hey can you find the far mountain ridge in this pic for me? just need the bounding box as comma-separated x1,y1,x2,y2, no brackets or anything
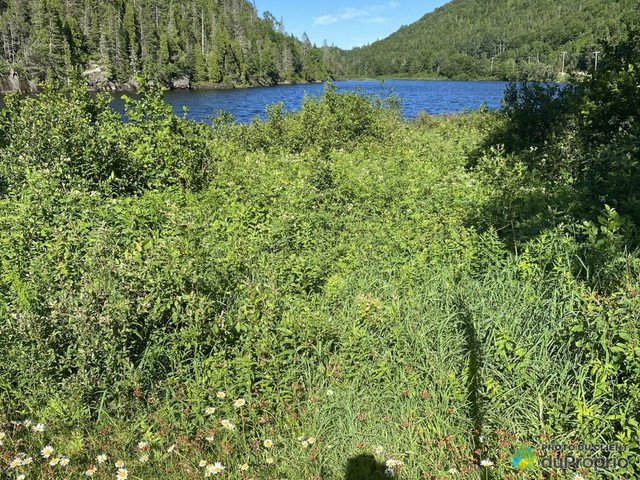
335,0,639,80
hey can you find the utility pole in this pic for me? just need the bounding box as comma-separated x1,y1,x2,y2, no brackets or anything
561,51,567,74
594,51,600,69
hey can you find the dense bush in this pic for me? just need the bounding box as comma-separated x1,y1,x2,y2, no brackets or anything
0,74,638,480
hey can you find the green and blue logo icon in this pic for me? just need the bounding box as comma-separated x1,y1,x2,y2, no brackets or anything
512,446,537,470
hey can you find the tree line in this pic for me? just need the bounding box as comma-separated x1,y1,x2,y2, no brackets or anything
0,0,335,87
336,0,639,81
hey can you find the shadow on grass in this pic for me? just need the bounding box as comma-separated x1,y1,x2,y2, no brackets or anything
345,454,387,480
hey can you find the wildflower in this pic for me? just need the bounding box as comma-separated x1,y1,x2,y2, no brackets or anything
266,457,274,464
302,441,309,448
97,454,107,463
479,435,485,443
41,446,54,458
297,436,304,441
9,458,22,468
326,389,334,396
167,444,176,453
212,462,225,474
139,454,149,463
32,423,45,433
217,391,226,399
449,467,458,474
85,468,96,476
115,460,125,469
18,475,26,480
23,420,32,428
199,460,207,468
375,446,384,455
221,419,235,430
205,406,216,415
234,398,246,408
60,457,70,466
264,439,274,448
0,431,6,441
480,459,494,467
137,441,148,450
240,463,249,471
49,457,60,466
23,457,33,465
206,464,214,474
574,476,585,480
205,435,215,443
308,437,316,445
385,467,395,477
116,468,129,479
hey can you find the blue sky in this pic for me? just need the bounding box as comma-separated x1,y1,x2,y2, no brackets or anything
254,0,450,50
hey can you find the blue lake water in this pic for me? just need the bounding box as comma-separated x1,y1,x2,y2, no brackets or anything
108,80,509,123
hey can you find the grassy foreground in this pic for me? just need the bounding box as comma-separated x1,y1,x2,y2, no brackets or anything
0,65,638,480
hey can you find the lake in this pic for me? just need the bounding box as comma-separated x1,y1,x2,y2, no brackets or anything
108,80,509,123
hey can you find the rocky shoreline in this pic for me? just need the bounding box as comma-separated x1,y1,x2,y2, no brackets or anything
0,61,326,94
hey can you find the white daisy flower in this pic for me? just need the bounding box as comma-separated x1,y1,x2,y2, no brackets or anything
116,468,129,479
137,441,148,450
97,454,107,463
205,406,216,415
217,392,226,399
41,445,54,458
234,398,246,407
60,457,70,466
32,423,45,433
480,459,494,467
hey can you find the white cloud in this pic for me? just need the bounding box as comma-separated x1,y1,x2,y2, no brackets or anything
314,3,398,27
371,1,400,11
364,16,388,23
314,15,338,25
340,8,368,20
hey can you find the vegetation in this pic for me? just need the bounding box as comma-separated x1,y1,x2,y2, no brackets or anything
337,0,639,81
0,0,334,88
0,28,639,480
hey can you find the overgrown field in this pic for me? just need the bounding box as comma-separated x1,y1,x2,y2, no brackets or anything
0,33,638,480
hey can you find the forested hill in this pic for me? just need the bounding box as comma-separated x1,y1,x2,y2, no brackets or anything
0,0,334,91
338,0,639,81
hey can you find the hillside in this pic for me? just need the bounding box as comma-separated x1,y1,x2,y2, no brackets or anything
0,0,332,92
339,0,639,80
